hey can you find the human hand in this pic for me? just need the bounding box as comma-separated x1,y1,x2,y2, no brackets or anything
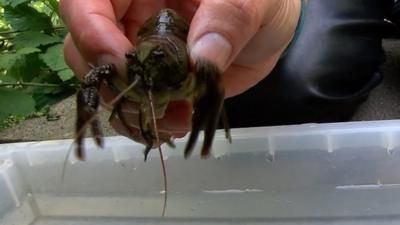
60,0,301,144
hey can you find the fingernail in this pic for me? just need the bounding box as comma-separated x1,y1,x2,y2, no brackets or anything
190,33,232,70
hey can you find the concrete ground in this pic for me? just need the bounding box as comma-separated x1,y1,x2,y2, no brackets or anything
1,40,400,142
352,40,400,120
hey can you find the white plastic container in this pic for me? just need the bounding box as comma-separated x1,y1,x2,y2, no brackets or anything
1,120,400,225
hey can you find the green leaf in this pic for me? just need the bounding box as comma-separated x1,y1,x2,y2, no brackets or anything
7,53,44,81
33,88,75,110
57,69,74,81
0,0,7,6
0,47,40,70
4,5,53,31
44,0,59,17
0,88,35,121
0,53,19,70
17,47,41,55
0,0,29,7
40,43,69,71
13,31,62,49
10,0,29,7
0,75,17,83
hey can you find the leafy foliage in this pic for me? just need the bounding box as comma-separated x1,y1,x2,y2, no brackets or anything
13,31,60,49
40,43,74,81
4,5,53,31
0,88,35,121
0,0,78,130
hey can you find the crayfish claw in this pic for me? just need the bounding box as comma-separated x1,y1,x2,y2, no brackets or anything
183,100,204,158
76,87,101,160
74,64,114,160
90,119,104,149
184,59,225,158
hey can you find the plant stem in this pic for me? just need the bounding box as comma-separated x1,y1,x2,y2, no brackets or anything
0,30,23,36
0,27,66,36
0,82,78,88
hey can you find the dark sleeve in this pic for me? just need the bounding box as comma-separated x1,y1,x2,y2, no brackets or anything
225,0,394,128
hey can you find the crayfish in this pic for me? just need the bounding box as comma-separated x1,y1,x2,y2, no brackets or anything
73,8,231,216
75,8,231,161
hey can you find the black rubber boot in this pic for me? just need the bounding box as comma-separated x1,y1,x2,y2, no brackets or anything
389,0,400,25
225,0,394,128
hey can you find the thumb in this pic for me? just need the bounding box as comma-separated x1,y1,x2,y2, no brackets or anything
188,0,276,70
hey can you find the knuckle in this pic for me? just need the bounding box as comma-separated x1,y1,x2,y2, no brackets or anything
63,34,73,63
222,0,262,28
74,26,105,61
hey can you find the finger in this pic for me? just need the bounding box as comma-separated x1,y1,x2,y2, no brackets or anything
234,0,302,66
222,55,281,97
121,1,199,44
64,37,138,116
122,0,165,43
165,0,199,21
60,0,132,73
188,0,299,70
188,0,269,70
63,34,90,80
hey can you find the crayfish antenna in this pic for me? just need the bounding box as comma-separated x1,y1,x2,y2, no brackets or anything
147,89,168,217
60,143,74,184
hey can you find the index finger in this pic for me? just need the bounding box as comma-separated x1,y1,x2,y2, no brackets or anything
59,0,133,69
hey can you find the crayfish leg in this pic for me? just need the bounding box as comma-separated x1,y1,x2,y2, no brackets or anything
109,99,155,160
109,98,133,137
75,64,114,160
138,108,155,161
184,59,226,158
76,87,101,160
221,107,232,143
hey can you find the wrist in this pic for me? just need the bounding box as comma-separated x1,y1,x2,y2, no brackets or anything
281,0,305,56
